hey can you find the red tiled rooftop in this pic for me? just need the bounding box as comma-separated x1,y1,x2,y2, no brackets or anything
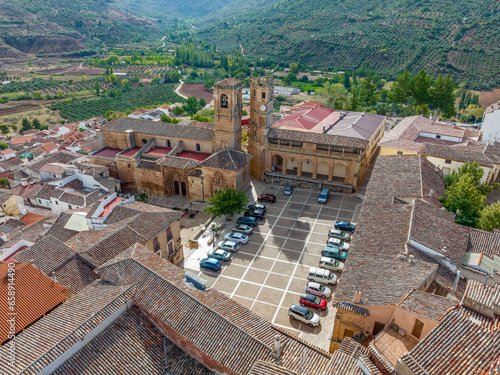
20,212,45,226
146,147,172,156
93,148,122,158
98,197,124,218
175,151,211,162
120,147,141,157
274,106,338,132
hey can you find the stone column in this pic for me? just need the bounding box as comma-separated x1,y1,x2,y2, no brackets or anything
297,157,303,178
328,162,334,182
312,159,318,179
282,156,287,175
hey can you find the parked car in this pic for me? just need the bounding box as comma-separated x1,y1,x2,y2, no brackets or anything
207,249,232,262
334,221,356,232
200,257,221,271
284,185,294,196
224,232,249,244
244,208,265,220
319,256,344,273
299,294,328,311
237,216,259,227
248,204,267,213
258,194,276,203
326,237,350,251
328,228,351,241
305,282,332,299
231,224,253,235
288,304,321,327
322,246,348,261
217,240,240,252
308,267,337,286
318,188,330,204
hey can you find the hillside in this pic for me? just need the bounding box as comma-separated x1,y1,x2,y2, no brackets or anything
0,0,159,60
196,0,500,90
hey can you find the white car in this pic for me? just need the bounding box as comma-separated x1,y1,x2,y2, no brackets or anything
217,240,240,252
305,282,332,299
319,256,344,273
328,228,351,241
224,232,249,244
288,304,320,327
326,237,350,251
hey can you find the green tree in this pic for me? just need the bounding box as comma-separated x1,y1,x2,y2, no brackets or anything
11,125,18,134
0,124,9,136
0,142,8,150
388,70,411,109
199,98,207,108
160,114,172,123
57,90,64,98
359,75,376,106
32,118,41,129
289,62,299,74
463,104,484,123
458,91,466,110
183,96,200,115
430,74,456,118
121,79,130,88
346,88,359,111
34,91,42,100
343,71,351,90
0,177,9,188
203,187,249,221
204,79,215,89
169,71,181,83
172,106,184,116
477,202,500,231
138,193,148,203
283,76,292,86
411,69,433,105
317,82,347,109
21,118,32,132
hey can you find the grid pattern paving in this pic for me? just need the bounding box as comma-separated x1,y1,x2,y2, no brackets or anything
189,186,362,348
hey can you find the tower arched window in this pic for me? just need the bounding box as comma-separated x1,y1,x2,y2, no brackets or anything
196,143,201,152
221,94,228,108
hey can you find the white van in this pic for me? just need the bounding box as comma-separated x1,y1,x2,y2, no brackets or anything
308,267,337,285
319,257,344,273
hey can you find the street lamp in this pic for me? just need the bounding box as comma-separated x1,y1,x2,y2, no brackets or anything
190,202,193,217
200,174,205,203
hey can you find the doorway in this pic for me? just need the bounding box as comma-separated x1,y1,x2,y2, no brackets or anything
181,182,187,196
412,319,425,339
174,181,180,195
373,321,385,336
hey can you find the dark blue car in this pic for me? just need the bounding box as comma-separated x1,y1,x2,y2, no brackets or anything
334,221,356,232
200,257,221,271
237,216,259,226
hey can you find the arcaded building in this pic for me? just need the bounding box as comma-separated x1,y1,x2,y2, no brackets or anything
90,78,251,201
248,76,386,192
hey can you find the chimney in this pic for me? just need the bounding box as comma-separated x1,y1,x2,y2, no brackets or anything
452,271,461,292
21,178,28,187
272,335,283,359
323,125,326,132
483,273,490,286
353,288,362,304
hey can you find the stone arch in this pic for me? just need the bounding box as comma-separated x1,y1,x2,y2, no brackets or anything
302,159,314,177
287,157,299,176
272,154,283,173
317,161,330,180
333,164,346,182
164,171,188,196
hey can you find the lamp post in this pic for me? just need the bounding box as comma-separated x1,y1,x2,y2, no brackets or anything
190,202,193,217
200,174,205,203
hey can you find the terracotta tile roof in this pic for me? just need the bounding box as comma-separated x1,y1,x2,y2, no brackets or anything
0,148,15,155
58,188,107,207
323,338,381,375
421,143,494,166
11,182,44,198
0,280,135,375
103,117,215,141
267,127,369,148
10,135,35,145
26,150,83,173
0,190,12,205
201,148,251,171
463,279,500,313
248,361,298,375
45,212,79,242
410,199,469,265
96,244,334,375
53,305,215,375
364,155,445,207
137,159,162,171
467,228,500,258
398,308,500,375
214,77,241,87
20,212,46,226
0,263,70,344
79,140,101,153
456,305,500,332
334,203,438,306
39,162,66,174
34,183,56,200
0,156,23,171
34,142,59,154
158,155,198,169
397,290,457,320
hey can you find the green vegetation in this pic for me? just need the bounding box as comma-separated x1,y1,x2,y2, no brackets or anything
440,162,498,228
203,187,249,221
50,84,185,121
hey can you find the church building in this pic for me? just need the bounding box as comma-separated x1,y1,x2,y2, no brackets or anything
90,78,251,201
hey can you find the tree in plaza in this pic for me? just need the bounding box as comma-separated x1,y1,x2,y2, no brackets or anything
388,70,411,109
203,187,249,222
477,202,500,231
411,69,433,106
441,161,497,227
289,62,299,74
0,124,9,136
317,82,347,109
430,74,456,118
21,118,32,132
32,118,41,129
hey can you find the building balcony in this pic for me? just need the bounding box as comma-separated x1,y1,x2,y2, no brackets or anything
369,326,419,370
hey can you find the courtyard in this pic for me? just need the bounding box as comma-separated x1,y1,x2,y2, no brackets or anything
184,185,362,349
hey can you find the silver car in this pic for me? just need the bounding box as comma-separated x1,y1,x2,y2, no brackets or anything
231,224,253,235
217,240,240,252
328,228,351,241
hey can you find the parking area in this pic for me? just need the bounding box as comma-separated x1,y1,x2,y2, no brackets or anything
184,185,362,349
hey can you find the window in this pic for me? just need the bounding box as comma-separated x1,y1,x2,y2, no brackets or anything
343,329,354,339
142,138,147,144
46,202,50,206
445,159,452,164
268,138,279,145
221,94,228,108
261,92,266,99
436,135,441,139
153,236,160,252
397,151,403,155
69,205,73,209
291,141,302,148
165,227,173,242
317,144,330,151
196,144,201,152
128,164,131,168
280,140,290,146
55,201,59,205
253,89,256,96
38,199,42,204
167,140,171,148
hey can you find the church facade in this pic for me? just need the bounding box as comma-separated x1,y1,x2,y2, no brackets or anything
90,78,251,202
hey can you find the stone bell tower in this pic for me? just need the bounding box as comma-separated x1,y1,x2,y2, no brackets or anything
213,78,242,151
248,75,274,180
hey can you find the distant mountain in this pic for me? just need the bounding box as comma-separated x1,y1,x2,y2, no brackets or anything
0,0,159,60
195,0,500,90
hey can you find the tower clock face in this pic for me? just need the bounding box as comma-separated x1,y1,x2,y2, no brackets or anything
260,105,266,111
